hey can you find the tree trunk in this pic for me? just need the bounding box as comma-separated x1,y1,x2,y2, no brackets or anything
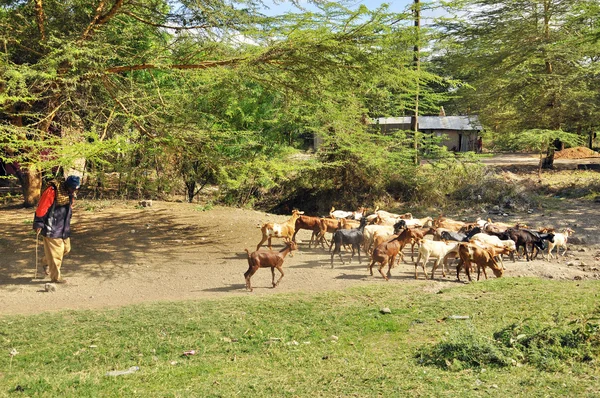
542,146,555,170
412,0,420,166
21,167,43,207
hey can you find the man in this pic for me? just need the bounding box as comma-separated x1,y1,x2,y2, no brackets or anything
33,175,81,283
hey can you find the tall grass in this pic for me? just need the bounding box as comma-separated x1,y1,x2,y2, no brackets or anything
1,279,599,397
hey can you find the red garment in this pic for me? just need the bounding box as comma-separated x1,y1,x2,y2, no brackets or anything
35,187,56,218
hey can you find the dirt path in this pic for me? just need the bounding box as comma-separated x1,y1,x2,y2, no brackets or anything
1,200,599,316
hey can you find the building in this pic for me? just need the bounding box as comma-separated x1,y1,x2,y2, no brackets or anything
374,115,483,152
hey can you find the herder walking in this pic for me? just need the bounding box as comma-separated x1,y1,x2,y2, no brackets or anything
33,175,81,284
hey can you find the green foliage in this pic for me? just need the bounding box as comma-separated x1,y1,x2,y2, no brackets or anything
494,315,600,371
515,129,584,154
434,0,600,144
416,324,513,370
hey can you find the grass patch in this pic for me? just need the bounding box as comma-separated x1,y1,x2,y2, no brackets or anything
1,279,599,396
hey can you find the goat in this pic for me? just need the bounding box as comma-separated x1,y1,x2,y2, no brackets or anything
369,210,413,226
440,226,482,243
363,224,395,254
317,217,342,250
547,228,575,260
469,233,516,268
244,241,298,292
505,228,547,261
368,228,418,280
433,215,466,232
456,243,503,282
400,226,436,263
292,215,322,249
403,216,434,228
484,220,528,234
330,217,368,267
527,230,555,259
329,206,367,220
414,240,461,280
257,209,304,251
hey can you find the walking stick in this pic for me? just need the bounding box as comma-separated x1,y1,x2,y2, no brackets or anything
34,230,40,279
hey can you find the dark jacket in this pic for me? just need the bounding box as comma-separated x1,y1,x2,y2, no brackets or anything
33,182,74,239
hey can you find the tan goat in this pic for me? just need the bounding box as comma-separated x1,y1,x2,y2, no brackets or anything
256,209,304,251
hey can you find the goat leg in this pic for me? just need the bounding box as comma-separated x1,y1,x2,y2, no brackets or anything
274,266,284,287
368,259,375,276
256,237,268,251
430,259,439,280
244,267,258,292
378,262,389,281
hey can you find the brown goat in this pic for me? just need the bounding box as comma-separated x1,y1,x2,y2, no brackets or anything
457,243,503,282
292,215,323,248
317,217,342,250
257,209,304,251
244,240,298,292
401,226,436,262
368,228,418,280
433,215,465,232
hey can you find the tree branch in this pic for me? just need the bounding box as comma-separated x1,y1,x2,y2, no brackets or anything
80,0,124,42
101,77,153,138
80,0,107,42
105,58,246,73
34,0,46,41
122,11,211,30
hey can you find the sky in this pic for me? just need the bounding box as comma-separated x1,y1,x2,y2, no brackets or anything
261,0,443,20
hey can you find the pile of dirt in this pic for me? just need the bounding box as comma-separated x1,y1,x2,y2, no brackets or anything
555,146,600,159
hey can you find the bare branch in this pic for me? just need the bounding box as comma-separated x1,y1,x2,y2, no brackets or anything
122,11,211,30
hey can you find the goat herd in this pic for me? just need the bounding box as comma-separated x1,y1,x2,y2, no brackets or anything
243,207,575,292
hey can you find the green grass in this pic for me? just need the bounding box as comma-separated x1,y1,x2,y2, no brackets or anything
1,279,599,397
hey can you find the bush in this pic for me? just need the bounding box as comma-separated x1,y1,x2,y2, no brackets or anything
415,324,512,370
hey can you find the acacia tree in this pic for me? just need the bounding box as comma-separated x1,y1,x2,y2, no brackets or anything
432,0,600,167
1,0,428,206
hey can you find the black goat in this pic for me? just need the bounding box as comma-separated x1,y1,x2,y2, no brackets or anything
393,219,407,234
506,228,548,261
528,230,555,259
440,226,483,242
330,217,367,268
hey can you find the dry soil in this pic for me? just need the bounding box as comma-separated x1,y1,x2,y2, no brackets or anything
1,195,599,316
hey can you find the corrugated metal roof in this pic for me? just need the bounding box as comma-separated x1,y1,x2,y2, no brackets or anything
374,115,482,131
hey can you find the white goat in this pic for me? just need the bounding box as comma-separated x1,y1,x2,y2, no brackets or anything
363,224,395,253
547,228,575,260
469,233,516,269
414,240,460,280
403,216,434,228
329,206,366,220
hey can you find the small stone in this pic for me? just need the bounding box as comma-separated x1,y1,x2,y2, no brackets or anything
45,283,56,293
380,307,392,314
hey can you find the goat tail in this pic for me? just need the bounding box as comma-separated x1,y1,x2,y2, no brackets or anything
244,248,251,257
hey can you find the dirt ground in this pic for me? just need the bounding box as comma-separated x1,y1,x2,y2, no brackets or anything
1,193,599,316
